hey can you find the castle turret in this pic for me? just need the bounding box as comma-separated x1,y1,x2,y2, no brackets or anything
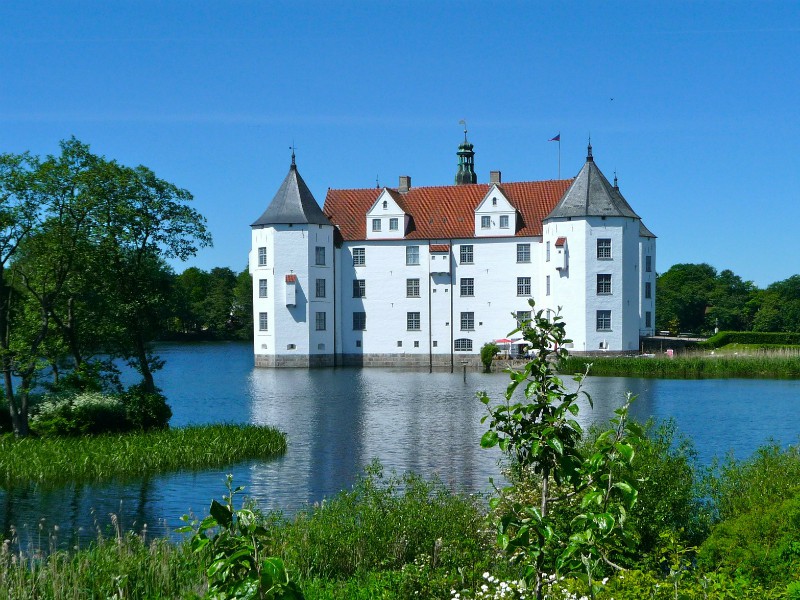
454,126,477,185
250,153,335,367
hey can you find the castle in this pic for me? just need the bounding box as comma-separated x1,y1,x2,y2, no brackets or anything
250,139,656,368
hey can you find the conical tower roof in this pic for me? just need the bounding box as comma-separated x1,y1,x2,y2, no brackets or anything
544,144,640,221
251,158,330,227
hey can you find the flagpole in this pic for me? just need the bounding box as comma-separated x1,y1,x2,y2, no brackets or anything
558,134,561,179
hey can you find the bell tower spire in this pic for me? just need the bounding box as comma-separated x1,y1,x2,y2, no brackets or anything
455,120,477,185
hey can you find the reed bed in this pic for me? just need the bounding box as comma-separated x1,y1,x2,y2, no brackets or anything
0,424,287,487
561,354,800,379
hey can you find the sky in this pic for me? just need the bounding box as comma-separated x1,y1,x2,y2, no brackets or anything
1,1,798,288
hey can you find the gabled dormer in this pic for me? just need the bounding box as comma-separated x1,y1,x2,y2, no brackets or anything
474,184,517,237
365,188,408,240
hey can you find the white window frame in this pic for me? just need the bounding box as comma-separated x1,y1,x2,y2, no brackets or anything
546,275,550,296
407,311,421,331
546,241,550,262
480,215,491,229
353,312,366,330
516,311,531,327
597,310,612,331
315,311,326,331
406,246,420,265
460,277,474,297
645,281,652,299
372,218,381,232
499,214,509,229
353,247,365,266
516,243,530,263
257,246,267,266
406,278,420,298
597,238,612,259
389,217,399,231
597,274,612,295
517,276,531,296
460,311,475,331
258,279,268,298
460,245,473,264
454,338,473,352
353,279,365,298
258,312,268,331
316,278,326,298
315,246,326,266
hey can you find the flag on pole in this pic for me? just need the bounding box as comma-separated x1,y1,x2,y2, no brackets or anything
549,133,560,142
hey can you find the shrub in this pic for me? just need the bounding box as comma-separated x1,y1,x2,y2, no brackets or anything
122,384,172,430
30,392,128,436
480,342,500,372
702,330,800,349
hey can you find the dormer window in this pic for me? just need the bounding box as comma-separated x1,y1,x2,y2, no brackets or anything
499,215,509,229
372,218,381,232
382,200,388,209
389,217,399,231
481,216,491,229
492,197,497,206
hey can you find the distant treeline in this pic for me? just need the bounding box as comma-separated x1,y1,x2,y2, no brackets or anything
657,263,800,335
162,266,252,341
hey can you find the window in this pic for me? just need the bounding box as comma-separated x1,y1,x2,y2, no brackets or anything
353,279,365,298
432,340,438,347
645,281,652,299
315,278,326,298
406,246,420,265
257,247,267,266
406,278,420,298
516,310,531,327
597,238,612,259
645,311,652,328
597,274,612,295
353,247,365,266
460,311,474,331
315,311,326,331
546,275,551,296
389,217,399,231
492,197,497,206
414,340,419,348
372,218,381,232
517,277,531,296
460,277,474,297
597,310,612,331
481,215,491,229
454,338,473,352
397,340,403,347
353,312,366,330
407,312,420,331
259,312,268,331
460,245,474,264
546,241,550,262
516,243,531,263
382,200,387,209
646,255,652,273
500,215,509,229
315,246,326,265
258,279,268,298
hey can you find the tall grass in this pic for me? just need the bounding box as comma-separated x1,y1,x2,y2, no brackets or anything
561,354,800,379
0,424,286,487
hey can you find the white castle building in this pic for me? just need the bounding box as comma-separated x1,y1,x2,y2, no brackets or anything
250,140,656,368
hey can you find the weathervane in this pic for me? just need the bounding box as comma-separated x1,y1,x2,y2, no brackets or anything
458,119,468,142
289,142,297,166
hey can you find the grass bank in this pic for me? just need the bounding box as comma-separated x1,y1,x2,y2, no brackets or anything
560,353,800,379
0,424,286,487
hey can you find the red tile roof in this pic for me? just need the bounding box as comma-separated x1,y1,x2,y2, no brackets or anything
429,244,450,253
324,179,573,241
285,274,298,283
555,236,567,247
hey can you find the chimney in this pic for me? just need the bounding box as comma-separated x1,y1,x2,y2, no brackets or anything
489,170,502,184
398,175,411,193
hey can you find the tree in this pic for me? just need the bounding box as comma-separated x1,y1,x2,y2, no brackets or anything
479,302,640,599
751,275,800,332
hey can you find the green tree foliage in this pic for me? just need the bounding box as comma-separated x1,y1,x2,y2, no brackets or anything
0,138,210,434
656,263,757,335
480,342,500,372
751,275,800,332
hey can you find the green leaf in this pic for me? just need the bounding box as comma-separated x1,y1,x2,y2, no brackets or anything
209,499,233,529
546,437,564,455
615,441,635,463
480,430,499,448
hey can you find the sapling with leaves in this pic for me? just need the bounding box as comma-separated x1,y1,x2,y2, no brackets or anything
479,301,642,600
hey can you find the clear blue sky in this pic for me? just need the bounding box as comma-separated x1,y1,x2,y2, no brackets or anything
2,1,798,288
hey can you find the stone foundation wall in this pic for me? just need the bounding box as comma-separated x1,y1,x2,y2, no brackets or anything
254,354,335,368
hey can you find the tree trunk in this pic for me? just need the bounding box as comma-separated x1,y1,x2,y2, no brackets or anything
134,331,156,394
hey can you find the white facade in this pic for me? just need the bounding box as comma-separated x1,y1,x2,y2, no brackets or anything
252,146,656,367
